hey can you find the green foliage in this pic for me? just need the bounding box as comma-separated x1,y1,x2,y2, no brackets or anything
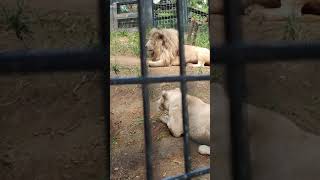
0,0,33,46
188,0,208,13
112,63,121,75
193,26,209,48
283,14,303,41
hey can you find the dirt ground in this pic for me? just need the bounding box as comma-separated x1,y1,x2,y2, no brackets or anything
0,72,107,180
1,2,320,180
110,56,210,179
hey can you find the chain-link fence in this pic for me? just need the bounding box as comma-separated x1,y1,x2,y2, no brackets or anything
110,0,208,32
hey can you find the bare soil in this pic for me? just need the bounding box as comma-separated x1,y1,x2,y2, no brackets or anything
110,56,211,179
0,72,107,180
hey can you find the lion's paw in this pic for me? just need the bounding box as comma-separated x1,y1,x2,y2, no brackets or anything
198,145,210,155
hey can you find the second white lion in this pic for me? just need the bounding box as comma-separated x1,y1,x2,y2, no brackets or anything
155,88,210,155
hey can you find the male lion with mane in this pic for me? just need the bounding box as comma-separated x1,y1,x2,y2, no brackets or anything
145,28,211,67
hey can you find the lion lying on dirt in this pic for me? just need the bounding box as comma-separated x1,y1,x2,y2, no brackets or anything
212,82,320,180
155,88,210,155
145,28,210,67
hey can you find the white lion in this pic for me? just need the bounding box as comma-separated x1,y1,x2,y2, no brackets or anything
145,28,211,67
155,88,210,155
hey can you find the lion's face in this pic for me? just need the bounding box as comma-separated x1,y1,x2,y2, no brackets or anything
156,89,180,124
156,88,181,113
146,29,165,61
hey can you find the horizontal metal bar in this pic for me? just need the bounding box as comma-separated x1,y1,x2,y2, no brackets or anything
163,167,210,180
0,48,105,72
116,0,137,6
1,42,319,73
110,75,210,85
214,43,320,64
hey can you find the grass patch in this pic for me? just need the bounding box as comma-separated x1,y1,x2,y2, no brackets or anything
112,137,118,145
283,14,304,41
111,63,121,75
0,0,33,47
111,30,140,56
196,66,205,74
193,26,209,48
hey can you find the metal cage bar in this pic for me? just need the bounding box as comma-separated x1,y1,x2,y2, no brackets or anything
98,0,111,178
215,43,320,64
223,0,252,180
0,49,104,73
110,75,211,85
2,43,320,72
176,0,192,174
137,0,154,179
163,167,210,180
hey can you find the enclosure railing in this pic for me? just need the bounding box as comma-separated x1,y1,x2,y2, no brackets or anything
1,0,320,179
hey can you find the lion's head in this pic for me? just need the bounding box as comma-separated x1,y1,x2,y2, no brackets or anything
155,88,184,137
145,28,180,64
156,88,181,121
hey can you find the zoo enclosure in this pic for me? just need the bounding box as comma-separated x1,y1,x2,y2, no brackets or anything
1,0,320,180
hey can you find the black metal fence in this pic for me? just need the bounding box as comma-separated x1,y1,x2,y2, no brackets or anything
1,0,320,179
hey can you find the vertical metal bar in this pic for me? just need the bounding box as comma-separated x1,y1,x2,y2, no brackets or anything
138,0,153,179
224,0,242,43
223,0,251,180
181,0,188,31
143,0,154,30
98,0,110,179
208,1,216,178
226,65,250,180
176,0,191,174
